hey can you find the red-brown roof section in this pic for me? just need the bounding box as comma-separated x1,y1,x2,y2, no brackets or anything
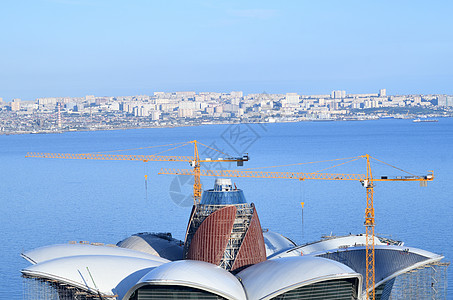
187,205,236,265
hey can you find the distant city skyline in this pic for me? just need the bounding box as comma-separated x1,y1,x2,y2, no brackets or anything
2,89,451,135
1,1,453,101
3,87,452,104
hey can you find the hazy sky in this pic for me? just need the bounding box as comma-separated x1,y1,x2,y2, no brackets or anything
1,0,452,101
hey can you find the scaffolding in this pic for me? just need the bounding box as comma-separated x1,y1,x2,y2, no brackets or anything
183,204,222,258
23,275,117,300
389,261,449,300
219,203,254,270
183,203,255,271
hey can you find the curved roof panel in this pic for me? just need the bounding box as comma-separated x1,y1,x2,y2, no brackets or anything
21,243,170,265
21,255,165,299
117,236,160,256
117,233,183,261
263,231,297,257
273,234,386,258
125,260,247,300
187,206,236,265
315,245,444,294
236,256,361,300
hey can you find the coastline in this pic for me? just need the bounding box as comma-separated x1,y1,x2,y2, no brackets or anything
1,116,450,136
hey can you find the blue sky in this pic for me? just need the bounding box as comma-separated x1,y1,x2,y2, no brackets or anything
1,0,452,101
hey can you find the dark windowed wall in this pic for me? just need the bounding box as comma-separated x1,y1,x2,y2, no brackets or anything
128,285,227,300
270,278,359,300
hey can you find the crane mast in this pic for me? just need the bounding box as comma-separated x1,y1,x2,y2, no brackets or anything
364,154,375,300
192,140,202,203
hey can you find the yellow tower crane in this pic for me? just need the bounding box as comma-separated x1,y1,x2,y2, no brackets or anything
158,154,434,300
26,140,249,204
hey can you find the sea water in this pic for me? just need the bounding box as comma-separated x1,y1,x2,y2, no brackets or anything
0,119,452,299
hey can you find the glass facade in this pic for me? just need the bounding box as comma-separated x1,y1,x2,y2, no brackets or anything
200,189,247,205
271,278,359,300
128,285,226,300
318,248,428,293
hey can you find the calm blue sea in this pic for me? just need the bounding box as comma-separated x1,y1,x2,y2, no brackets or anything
1,119,452,299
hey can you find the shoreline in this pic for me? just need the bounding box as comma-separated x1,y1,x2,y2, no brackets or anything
1,116,450,136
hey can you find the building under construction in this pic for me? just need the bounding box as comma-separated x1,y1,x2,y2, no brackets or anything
22,179,449,299
183,178,266,271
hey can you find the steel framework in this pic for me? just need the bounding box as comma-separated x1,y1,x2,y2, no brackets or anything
389,261,449,299
23,275,117,300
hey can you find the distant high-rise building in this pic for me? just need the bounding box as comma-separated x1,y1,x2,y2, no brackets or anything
214,106,223,114
230,91,243,98
446,96,453,106
331,90,346,99
150,110,161,121
11,98,21,111
437,95,447,106
206,106,215,115
175,91,196,98
85,95,95,103
438,95,453,107
74,104,84,112
178,108,194,118
285,93,299,105
57,103,62,128
379,89,386,97
95,98,108,106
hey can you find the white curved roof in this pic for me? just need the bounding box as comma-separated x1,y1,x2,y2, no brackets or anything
118,236,161,256
300,235,385,254
22,255,166,299
124,260,247,300
373,245,443,291
117,234,183,261
263,231,296,257
312,244,442,260
308,244,444,297
374,245,443,260
271,234,385,258
22,243,170,264
236,256,362,300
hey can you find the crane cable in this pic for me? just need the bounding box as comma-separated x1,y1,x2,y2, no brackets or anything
149,142,192,156
196,141,235,158
300,179,305,240
87,141,189,154
85,140,238,161
313,157,362,173
240,156,362,171
144,162,148,201
369,155,418,177
239,155,423,179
